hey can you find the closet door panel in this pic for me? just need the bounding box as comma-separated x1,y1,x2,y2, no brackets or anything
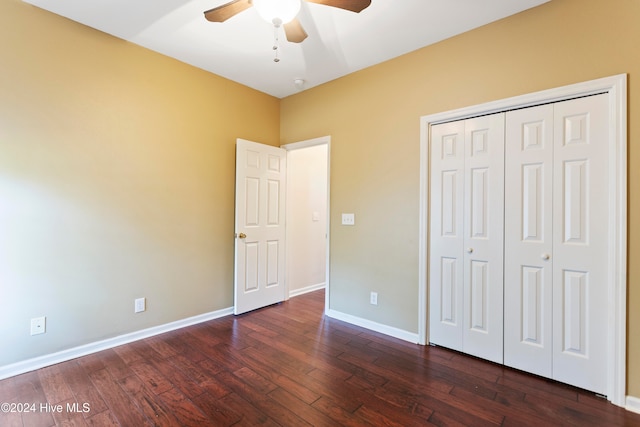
429,121,465,351
462,114,505,364
504,104,554,377
552,94,609,394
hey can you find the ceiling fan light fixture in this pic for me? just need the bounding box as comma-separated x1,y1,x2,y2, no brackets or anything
253,0,301,25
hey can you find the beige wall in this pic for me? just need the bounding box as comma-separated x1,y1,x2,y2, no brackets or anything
0,0,279,365
280,0,640,396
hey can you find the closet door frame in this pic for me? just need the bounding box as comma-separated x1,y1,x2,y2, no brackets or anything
418,74,627,407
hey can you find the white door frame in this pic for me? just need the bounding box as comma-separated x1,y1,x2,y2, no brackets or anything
281,136,331,312
418,74,627,406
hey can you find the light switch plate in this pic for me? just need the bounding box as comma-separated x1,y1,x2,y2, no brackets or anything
342,213,355,225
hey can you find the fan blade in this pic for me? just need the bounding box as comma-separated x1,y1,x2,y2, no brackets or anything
305,0,371,13
204,0,252,22
284,18,308,43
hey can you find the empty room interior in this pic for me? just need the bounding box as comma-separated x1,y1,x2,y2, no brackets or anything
2,0,640,424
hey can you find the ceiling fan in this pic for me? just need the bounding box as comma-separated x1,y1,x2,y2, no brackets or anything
203,0,372,43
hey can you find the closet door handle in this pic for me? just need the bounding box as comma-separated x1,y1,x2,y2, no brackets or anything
541,253,550,261
467,248,474,254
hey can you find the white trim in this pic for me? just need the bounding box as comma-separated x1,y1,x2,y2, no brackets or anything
418,74,627,406
0,306,233,381
281,136,330,151
282,136,332,315
418,118,430,346
289,282,326,298
326,309,420,344
626,396,640,415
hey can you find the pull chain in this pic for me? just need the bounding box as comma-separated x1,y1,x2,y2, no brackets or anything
272,18,282,63
273,24,280,62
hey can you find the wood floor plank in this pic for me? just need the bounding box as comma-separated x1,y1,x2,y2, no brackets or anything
232,367,278,395
0,376,16,402
144,333,182,359
84,410,120,426
233,344,323,404
50,397,89,427
0,408,22,427
128,360,174,395
13,371,56,427
191,391,243,426
215,370,313,427
249,329,355,381
2,290,640,426
355,403,432,427
156,387,212,426
97,349,134,381
218,392,279,426
379,378,505,426
310,396,368,426
268,387,343,426
151,355,208,400
74,353,106,374
88,369,152,426
119,374,181,426
59,360,109,416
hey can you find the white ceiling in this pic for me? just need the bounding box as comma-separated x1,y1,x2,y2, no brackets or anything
23,0,549,98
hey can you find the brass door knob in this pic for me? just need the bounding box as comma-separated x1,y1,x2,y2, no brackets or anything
237,232,247,239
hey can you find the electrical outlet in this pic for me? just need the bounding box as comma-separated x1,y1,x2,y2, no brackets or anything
134,297,146,313
342,213,355,226
370,292,378,306
30,316,46,335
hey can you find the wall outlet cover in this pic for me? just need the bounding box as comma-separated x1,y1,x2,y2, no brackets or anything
370,292,378,305
30,316,46,335
135,297,146,313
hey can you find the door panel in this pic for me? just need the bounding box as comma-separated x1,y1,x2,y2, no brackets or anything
235,139,287,315
552,94,608,394
562,269,588,355
521,266,544,344
462,114,504,364
470,168,488,238
504,104,554,377
470,260,488,331
522,163,543,241
429,121,465,351
563,160,587,243
429,114,504,364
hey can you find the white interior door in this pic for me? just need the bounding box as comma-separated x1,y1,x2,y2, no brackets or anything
503,94,609,394
504,104,554,377
429,114,504,363
462,114,505,364
429,120,465,351
552,94,609,394
234,139,287,315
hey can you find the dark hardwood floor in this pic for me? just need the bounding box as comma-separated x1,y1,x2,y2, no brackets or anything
1,290,639,426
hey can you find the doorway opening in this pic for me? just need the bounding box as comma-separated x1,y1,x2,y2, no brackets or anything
283,136,331,311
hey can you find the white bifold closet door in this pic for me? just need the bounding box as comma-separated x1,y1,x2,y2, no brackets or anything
429,113,505,364
504,94,609,394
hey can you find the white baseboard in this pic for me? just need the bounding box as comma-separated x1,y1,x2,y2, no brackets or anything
289,282,325,298
0,306,234,380
325,308,420,344
627,395,640,414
